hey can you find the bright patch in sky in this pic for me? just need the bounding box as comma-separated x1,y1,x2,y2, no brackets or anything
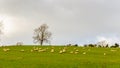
0,16,16,35
3,18,15,35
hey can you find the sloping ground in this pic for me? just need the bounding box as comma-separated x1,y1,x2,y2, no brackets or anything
0,46,120,68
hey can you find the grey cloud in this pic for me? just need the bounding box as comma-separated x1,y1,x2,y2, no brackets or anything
0,0,120,45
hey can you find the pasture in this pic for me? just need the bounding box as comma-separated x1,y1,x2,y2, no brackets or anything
0,46,120,68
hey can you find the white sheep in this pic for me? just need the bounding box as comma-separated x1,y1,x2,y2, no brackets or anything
3,48,10,52
51,49,54,53
104,53,106,55
38,50,43,52
62,49,66,53
70,51,74,54
39,48,42,50
59,50,63,54
110,49,117,52
20,49,25,52
31,49,33,52
75,51,79,54
83,52,86,55
75,50,79,52
3,48,7,52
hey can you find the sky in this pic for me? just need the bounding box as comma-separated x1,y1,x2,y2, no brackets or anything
0,0,120,45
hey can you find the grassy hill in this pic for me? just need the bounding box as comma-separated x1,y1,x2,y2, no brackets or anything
0,46,120,68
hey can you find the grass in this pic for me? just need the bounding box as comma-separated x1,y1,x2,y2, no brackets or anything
0,45,120,68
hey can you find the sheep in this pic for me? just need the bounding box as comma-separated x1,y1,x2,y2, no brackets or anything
110,49,117,52
62,49,66,53
75,51,79,54
70,51,74,54
31,49,33,52
83,52,86,55
42,49,47,52
50,49,54,53
39,48,42,50
75,50,79,52
38,49,46,52
38,50,43,52
3,48,10,52
59,50,63,54
34,47,39,51
3,48,7,52
104,53,106,56
20,49,25,52
6,48,10,51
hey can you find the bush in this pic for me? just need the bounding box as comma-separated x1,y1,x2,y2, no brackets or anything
110,43,119,48
74,44,78,47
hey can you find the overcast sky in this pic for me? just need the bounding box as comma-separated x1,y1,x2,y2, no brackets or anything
0,0,120,45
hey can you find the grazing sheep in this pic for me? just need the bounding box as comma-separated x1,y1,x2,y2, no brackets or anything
42,49,47,52
34,47,39,51
3,48,10,52
51,49,54,53
3,48,7,52
38,50,43,52
39,48,42,50
6,48,10,51
20,49,25,52
7,48,10,51
104,53,106,55
38,49,46,52
110,49,117,52
83,52,86,55
75,51,79,54
59,50,63,54
75,50,79,52
62,49,66,53
70,51,74,54
31,49,33,52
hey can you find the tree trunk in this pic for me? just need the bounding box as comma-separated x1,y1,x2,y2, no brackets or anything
40,40,43,46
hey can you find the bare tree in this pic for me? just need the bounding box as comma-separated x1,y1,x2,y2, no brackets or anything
33,24,52,46
96,40,108,47
16,42,23,46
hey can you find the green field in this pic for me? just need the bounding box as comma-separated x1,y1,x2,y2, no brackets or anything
0,46,120,68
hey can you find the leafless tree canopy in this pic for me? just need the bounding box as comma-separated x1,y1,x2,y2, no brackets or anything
16,42,23,46
33,24,52,45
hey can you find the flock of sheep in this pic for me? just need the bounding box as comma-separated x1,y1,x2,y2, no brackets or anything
2,46,118,56
30,47,80,54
